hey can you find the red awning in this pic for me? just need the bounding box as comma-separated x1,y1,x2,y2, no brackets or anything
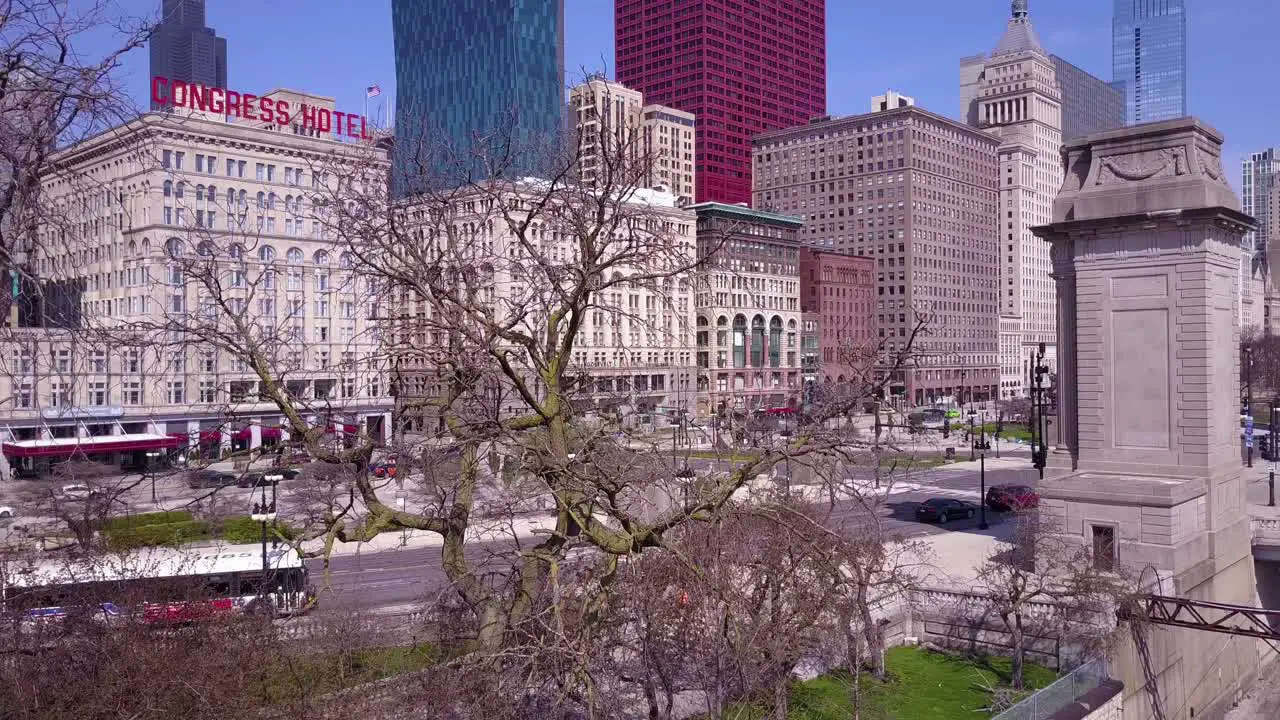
262,427,283,440
233,427,253,441
198,430,222,444
3,434,183,459
325,423,358,434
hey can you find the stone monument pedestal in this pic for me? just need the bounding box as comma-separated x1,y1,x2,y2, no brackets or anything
1033,118,1266,719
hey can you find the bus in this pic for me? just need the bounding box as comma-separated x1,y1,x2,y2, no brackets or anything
1,543,313,625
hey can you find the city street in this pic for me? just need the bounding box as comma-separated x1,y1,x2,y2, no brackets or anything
303,453,1044,613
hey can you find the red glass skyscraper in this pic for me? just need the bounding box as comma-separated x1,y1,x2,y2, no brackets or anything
615,0,826,206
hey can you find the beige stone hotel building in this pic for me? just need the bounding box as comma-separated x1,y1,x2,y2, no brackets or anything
0,93,393,478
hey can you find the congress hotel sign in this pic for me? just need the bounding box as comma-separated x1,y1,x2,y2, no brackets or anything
150,75,373,140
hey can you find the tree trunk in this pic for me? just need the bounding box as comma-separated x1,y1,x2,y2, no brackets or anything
772,672,789,720
856,584,886,680
1006,611,1026,690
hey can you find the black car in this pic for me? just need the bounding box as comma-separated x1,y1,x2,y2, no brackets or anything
914,498,978,524
186,470,238,489
236,468,302,488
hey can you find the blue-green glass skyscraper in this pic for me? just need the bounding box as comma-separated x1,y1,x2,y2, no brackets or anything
391,0,565,195
1112,0,1187,125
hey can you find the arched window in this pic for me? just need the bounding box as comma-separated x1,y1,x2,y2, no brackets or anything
769,316,783,368
750,315,766,367
339,252,353,269
228,244,244,261
165,237,183,258
195,184,205,202
286,248,303,265
259,245,276,263
284,195,293,213
268,192,277,210
226,188,236,207
732,315,747,368
206,185,216,203
197,240,216,257
238,190,247,207
127,240,137,256
163,180,173,197
175,182,185,199
256,192,265,209
313,250,329,265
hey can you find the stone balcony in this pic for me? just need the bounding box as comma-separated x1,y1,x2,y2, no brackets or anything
1251,504,1280,561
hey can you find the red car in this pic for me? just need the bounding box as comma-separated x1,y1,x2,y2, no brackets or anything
369,459,397,478
985,484,1039,512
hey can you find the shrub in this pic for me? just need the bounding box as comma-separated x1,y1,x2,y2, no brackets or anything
101,511,195,532
218,515,296,545
105,520,212,550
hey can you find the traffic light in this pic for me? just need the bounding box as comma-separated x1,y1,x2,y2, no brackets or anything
942,419,951,439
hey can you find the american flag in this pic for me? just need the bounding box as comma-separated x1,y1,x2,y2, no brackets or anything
366,84,381,98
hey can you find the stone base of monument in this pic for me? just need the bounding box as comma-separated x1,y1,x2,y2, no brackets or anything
1033,117,1272,719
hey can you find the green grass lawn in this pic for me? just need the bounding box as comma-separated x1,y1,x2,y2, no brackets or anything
102,510,297,550
722,647,1057,719
878,454,946,470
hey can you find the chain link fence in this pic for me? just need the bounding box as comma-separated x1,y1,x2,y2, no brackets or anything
992,658,1111,720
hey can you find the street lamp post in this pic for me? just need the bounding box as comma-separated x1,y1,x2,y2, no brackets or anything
973,415,990,530
250,474,283,598
145,450,162,504
1030,343,1049,480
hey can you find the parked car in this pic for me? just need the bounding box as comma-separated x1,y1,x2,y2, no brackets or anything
985,484,1040,512
914,498,978,524
60,484,96,500
236,468,301,488
186,470,238,489
0,506,15,519
369,459,397,478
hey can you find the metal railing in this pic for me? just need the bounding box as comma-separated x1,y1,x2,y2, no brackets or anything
991,658,1112,720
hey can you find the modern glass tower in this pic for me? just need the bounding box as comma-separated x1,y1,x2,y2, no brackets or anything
1112,0,1187,124
148,0,227,97
391,0,565,195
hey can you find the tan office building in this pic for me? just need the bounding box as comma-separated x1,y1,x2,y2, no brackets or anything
570,76,696,205
752,101,1001,407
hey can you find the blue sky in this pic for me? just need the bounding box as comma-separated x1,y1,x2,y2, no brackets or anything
101,0,1276,190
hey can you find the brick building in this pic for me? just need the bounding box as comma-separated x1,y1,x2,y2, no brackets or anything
752,99,1001,406
799,248,875,384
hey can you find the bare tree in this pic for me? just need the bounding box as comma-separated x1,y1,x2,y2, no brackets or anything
975,512,1126,689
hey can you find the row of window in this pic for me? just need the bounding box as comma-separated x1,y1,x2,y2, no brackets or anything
161,150,316,188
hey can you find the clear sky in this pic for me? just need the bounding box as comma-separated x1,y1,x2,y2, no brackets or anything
101,0,1277,191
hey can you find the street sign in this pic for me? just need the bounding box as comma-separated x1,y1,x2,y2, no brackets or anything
1247,416,1255,449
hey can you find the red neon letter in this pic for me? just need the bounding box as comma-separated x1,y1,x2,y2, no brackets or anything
300,104,316,128
333,111,346,137
207,87,224,114
225,91,241,117
260,97,275,124
190,84,208,111
360,115,370,140
274,100,291,125
172,80,187,107
317,109,331,133
346,113,358,138
150,76,169,107
241,94,257,120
